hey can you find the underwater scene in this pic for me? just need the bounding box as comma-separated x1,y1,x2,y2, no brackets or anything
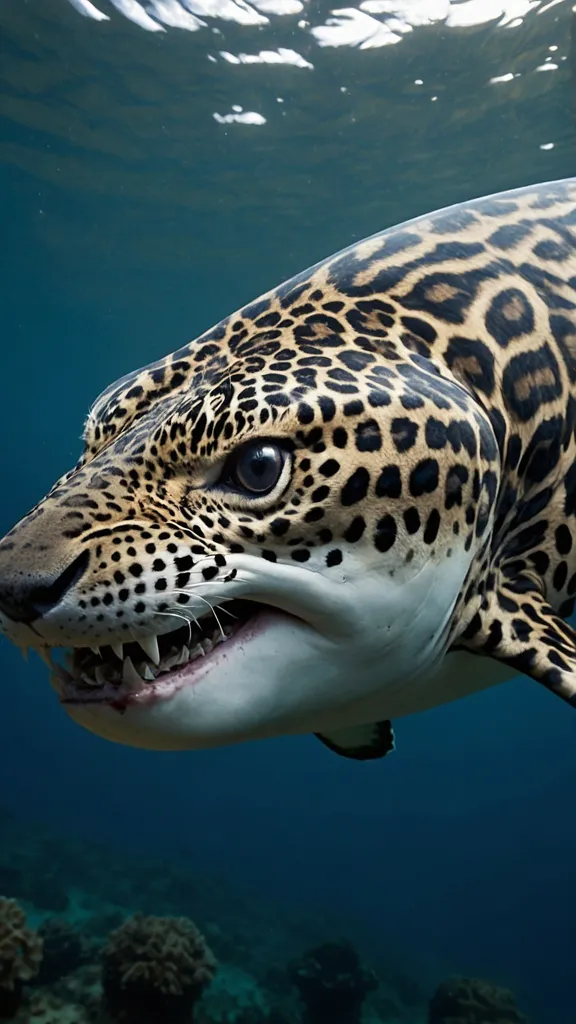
1,0,576,1022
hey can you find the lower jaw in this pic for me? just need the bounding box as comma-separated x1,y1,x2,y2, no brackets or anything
58,609,269,711
60,609,331,752
60,675,183,711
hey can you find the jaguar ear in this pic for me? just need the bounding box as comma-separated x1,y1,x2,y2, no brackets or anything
457,574,576,708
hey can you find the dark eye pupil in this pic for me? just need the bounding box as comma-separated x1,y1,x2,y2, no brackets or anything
234,444,283,494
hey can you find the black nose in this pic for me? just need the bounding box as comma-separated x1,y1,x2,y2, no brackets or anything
0,550,89,624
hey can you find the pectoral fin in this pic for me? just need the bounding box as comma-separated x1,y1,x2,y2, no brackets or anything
458,574,576,707
315,720,395,760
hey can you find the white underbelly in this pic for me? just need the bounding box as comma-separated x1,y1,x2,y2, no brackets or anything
394,647,517,717
306,648,517,734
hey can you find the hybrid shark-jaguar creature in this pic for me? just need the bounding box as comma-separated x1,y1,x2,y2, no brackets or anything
1,178,576,761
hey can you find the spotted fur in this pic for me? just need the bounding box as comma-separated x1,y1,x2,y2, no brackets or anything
1,178,576,756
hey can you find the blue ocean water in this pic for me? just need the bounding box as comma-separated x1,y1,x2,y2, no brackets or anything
0,1,575,1022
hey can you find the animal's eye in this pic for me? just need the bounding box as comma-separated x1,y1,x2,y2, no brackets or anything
222,442,287,496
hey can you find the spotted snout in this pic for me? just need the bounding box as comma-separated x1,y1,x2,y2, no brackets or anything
0,492,95,628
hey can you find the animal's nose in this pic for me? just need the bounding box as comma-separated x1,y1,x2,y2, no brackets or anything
0,550,89,623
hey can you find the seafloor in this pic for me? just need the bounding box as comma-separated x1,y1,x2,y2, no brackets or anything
0,804,528,1024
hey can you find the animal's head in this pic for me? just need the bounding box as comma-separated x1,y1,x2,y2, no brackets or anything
0,233,499,750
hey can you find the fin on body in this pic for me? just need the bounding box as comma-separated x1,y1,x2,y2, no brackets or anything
316,721,395,760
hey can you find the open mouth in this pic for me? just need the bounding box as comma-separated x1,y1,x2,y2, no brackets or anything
48,599,260,709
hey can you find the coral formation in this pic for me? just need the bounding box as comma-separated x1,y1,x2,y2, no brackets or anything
36,920,91,985
13,990,91,1024
288,940,378,1024
0,898,43,1019
0,815,533,1024
102,913,216,1023
51,963,102,1019
428,976,526,1023
197,962,295,1024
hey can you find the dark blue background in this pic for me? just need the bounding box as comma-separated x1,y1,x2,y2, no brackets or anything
1,1,575,1018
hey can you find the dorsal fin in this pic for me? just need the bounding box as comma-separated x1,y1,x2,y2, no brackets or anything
456,572,576,707
315,720,395,760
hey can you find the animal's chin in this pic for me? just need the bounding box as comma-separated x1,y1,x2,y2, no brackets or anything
51,599,289,710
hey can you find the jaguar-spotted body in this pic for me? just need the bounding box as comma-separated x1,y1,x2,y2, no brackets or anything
1,178,576,760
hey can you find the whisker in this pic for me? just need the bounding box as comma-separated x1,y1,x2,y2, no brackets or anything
154,610,195,645
216,604,238,621
188,594,225,640
159,591,240,638
159,574,252,591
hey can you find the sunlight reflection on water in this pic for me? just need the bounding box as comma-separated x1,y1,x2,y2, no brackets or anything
65,0,567,43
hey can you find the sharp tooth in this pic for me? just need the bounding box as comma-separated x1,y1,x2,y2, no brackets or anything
18,646,29,663
142,665,156,681
175,646,190,666
190,644,203,660
138,635,160,666
111,642,124,661
37,648,54,669
202,638,213,654
82,672,101,688
161,650,182,671
95,666,108,687
122,656,143,689
49,672,63,694
90,645,101,656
